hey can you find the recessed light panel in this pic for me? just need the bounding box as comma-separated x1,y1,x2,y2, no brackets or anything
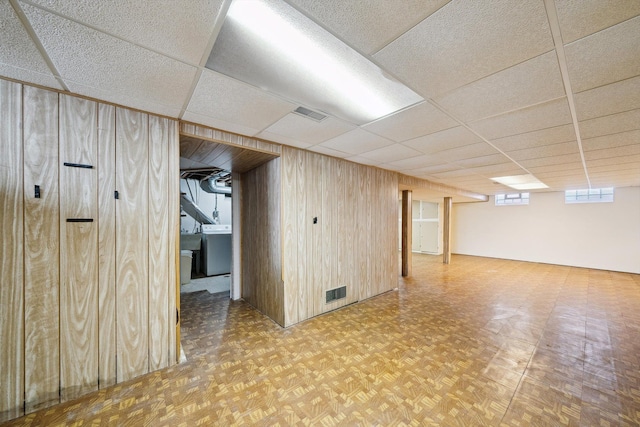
205,0,423,125
491,174,548,190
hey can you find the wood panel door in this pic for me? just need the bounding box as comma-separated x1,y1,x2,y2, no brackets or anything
116,108,149,382
23,86,60,413
59,94,99,401
0,79,24,423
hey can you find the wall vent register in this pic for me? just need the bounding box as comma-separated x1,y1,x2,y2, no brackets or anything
326,286,346,303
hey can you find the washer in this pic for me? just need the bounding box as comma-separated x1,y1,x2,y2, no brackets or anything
201,224,232,276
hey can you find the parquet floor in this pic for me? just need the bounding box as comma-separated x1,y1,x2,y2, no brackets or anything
3,254,640,426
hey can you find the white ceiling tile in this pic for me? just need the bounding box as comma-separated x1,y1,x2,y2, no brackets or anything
586,154,640,168
409,163,462,175
182,110,264,137
22,3,197,115
66,80,182,118
574,75,640,121
452,153,510,168
288,0,450,55
344,155,383,167
527,162,585,175
506,141,579,161
359,143,423,163
318,128,394,155
430,142,501,162
519,153,583,168
462,163,524,177
584,144,640,160
363,101,458,142
374,0,554,97
0,1,61,89
258,113,354,146
491,124,576,152
187,70,296,135
402,126,483,154
470,98,572,140
579,109,640,139
307,144,350,158
435,52,565,122
26,0,224,64
555,0,640,43
565,16,640,93
582,130,640,152
535,168,587,179
387,154,435,170
588,162,640,174
257,131,312,149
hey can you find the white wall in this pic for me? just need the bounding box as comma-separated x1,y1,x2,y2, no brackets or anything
452,187,640,274
180,179,232,232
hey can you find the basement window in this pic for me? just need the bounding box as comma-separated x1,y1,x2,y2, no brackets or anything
565,188,614,204
495,193,529,206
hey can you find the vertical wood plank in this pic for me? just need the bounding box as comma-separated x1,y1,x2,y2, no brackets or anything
308,152,323,317
148,115,170,371
59,94,99,401
296,149,309,321
167,120,179,366
0,80,24,422
116,108,149,381
23,86,60,413
97,103,116,386
240,158,284,326
281,147,298,326
402,190,413,277
443,196,452,264
345,163,358,305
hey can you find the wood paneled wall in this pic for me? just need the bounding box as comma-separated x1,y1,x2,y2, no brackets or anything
0,79,24,422
0,80,179,422
23,86,60,413
241,158,285,326
281,147,398,327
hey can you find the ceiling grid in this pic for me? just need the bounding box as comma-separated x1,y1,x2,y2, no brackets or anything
0,0,637,198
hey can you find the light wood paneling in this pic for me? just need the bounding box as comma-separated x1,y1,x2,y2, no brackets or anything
280,147,399,326
168,120,179,366
241,158,284,326
0,80,23,423
23,86,60,413
180,122,282,155
443,196,452,264
116,108,149,382
180,135,278,173
97,103,117,387
282,147,298,326
148,115,170,371
307,152,323,317
59,94,99,401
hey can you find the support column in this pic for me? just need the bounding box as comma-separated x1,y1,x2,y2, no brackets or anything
443,196,452,264
401,190,412,277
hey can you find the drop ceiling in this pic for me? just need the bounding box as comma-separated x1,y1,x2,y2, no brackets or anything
1,0,638,196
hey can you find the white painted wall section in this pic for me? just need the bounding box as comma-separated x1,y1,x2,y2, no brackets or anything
452,187,640,274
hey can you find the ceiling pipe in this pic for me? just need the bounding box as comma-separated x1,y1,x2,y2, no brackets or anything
200,175,231,195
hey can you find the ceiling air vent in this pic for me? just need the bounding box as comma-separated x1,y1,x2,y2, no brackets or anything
293,106,327,122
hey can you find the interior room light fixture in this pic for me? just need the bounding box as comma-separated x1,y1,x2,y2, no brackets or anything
206,0,423,124
490,174,549,190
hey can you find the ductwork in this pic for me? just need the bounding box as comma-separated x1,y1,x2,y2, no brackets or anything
180,194,215,225
200,174,231,195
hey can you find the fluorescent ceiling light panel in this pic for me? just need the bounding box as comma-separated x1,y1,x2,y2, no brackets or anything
491,174,548,190
205,0,423,125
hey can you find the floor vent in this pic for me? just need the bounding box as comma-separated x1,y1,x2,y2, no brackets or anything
293,106,327,122
326,286,346,304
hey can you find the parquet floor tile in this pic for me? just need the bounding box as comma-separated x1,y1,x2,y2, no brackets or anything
2,254,640,426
